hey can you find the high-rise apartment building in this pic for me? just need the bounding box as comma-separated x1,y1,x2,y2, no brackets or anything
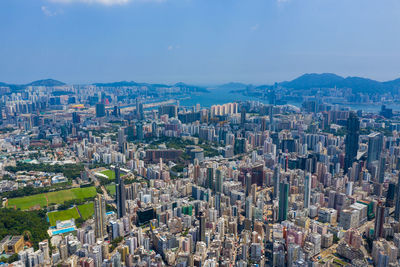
344,112,360,172
278,182,289,222
115,167,126,218
96,103,106,118
395,174,400,221
367,132,383,164
94,194,106,240
304,173,311,209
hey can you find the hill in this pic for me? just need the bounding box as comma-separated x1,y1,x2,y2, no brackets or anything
174,82,209,92
383,78,400,90
0,79,65,92
279,73,344,89
94,81,209,92
27,79,66,87
93,81,139,87
278,73,400,93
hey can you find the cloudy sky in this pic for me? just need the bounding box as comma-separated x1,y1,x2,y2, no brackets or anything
0,0,400,84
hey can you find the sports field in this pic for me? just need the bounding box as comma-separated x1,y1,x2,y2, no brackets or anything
100,169,115,180
47,202,94,226
7,187,97,210
48,207,80,226
78,202,94,220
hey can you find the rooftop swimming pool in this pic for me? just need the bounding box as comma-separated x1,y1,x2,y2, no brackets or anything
51,227,75,235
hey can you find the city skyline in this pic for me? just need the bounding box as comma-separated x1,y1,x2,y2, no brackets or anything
2,1,400,266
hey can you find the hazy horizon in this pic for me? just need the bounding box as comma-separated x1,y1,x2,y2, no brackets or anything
3,72,400,87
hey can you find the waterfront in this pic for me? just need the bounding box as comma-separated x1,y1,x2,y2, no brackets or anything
178,87,269,107
178,88,400,113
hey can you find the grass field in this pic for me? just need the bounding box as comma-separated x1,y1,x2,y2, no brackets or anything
106,184,116,196
7,187,97,210
47,202,95,226
78,202,94,220
48,207,80,226
100,169,115,180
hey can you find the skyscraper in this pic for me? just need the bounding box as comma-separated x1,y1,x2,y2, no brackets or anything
344,112,360,173
367,132,383,164
193,161,200,185
38,240,50,262
206,167,214,190
269,105,274,131
278,182,289,222
117,128,126,152
245,173,252,197
115,166,126,218
136,98,144,120
251,164,265,187
378,153,386,184
136,122,144,141
240,107,246,126
395,174,400,221
386,183,396,208
304,173,311,209
215,168,223,193
215,193,221,215
117,128,125,146
374,201,386,240
273,164,280,200
94,194,106,240
198,211,206,242
72,112,80,124
245,196,253,220
96,103,106,118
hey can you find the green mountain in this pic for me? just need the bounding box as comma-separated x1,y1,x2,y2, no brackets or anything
279,73,344,89
93,81,139,87
27,79,66,87
278,73,400,93
0,79,65,91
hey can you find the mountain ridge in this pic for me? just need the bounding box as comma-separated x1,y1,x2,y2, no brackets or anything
2,74,400,94
277,73,400,93
27,79,66,87
93,81,209,92
0,79,66,89
217,73,400,94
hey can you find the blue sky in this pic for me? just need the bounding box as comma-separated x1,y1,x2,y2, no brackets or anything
0,0,400,84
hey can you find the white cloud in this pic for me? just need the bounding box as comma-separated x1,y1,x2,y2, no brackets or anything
49,0,165,5
167,45,180,51
250,24,259,32
41,5,59,16
276,0,290,7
